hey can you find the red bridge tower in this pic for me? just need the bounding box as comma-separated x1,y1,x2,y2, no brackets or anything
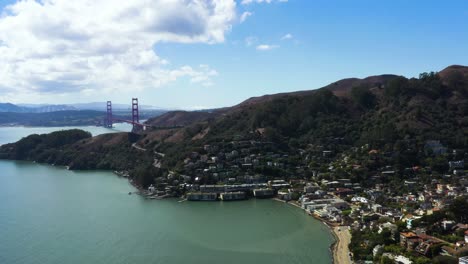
132,98,139,130
105,101,113,128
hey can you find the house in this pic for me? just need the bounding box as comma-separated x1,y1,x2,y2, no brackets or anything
351,196,368,204
351,221,361,230
415,241,437,257
424,140,447,155
382,171,396,177
442,220,456,231
460,256,468,264
372,204,383,214
314,206,342,222
436,184,446,194
400,232,419,249
456,241,466,248
278,190,292,201
449,160,464,170
335,188,354,197
304,185,319,194
395,255,413,264
378,222,398,239
373,244,384,257
269,179,290,190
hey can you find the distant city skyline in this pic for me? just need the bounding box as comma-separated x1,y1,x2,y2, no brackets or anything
0,0,467,109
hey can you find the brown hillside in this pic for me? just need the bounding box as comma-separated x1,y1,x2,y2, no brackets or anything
439,65,468,81
145,111,217,127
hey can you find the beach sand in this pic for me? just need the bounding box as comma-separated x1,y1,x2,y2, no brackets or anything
332,226,352,264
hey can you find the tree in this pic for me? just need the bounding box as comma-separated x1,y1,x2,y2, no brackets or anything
351,85,376,109
380,256,393,264
432,255,457,264
385,76,409,98
418,72,444,98
446,70,467,95
449,196,468,223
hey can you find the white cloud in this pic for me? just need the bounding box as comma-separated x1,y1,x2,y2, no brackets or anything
281,33,293,40
245,36,258,46
256,44,279,51
240,11,253,23
0,0,237,102
241,0,287,5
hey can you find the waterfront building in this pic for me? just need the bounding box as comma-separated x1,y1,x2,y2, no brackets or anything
225,183,268,192
277,190,292,201
220,191,246,201
268,180,290,190
186,192,217,201
199,185,226,193
303,198,348,210
253,188,274,198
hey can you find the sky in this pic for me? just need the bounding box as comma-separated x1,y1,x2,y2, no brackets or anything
0,0,467,109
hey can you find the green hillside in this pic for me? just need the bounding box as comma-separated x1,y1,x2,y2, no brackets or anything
2,65,468,188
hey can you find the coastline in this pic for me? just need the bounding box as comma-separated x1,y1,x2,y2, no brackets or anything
272,198,352,264
3,159,349,264
1,162,348,263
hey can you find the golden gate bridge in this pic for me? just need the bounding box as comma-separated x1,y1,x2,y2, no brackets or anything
104,98,147,131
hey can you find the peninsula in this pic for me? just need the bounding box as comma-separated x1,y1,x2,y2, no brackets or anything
1,65,468,263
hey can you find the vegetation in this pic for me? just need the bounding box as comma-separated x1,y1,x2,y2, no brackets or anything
2,65,468,191
0,130,157,187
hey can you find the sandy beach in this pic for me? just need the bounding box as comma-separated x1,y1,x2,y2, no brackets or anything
332,226,352,264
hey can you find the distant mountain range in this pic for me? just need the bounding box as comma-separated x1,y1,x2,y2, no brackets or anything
0,102,78,113
0,102,169,113
0,102,169,126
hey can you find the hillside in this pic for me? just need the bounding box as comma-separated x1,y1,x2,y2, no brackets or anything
145,73,400,126
145,110,218,127
2,65,468,188
233,74,400,107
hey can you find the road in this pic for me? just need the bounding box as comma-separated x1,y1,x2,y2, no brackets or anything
131,143,146,151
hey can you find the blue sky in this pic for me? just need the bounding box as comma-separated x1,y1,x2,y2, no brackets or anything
0,0,467,109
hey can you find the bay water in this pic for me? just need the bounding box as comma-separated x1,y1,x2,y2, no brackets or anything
0,126,333,264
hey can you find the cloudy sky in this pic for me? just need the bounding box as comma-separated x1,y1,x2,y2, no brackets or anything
0,0,467,109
